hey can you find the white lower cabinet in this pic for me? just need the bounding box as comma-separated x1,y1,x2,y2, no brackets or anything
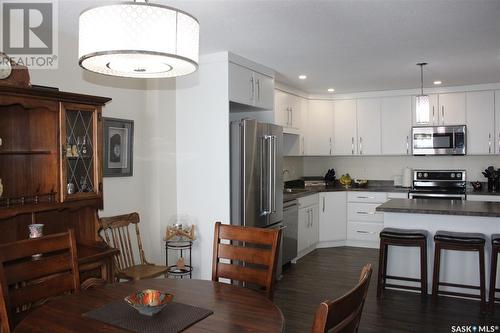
347,191,387,248
297,194,319,255
318,192,347,245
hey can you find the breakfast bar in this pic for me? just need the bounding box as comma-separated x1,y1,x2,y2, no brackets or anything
376,199,500,296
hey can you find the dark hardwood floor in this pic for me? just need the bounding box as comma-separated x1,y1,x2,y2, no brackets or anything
274,247,500,333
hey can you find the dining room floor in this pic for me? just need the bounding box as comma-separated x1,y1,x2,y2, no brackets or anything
273,247,500,333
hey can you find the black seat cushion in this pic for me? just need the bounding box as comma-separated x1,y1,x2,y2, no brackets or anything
492,234,500,246
380,227,428,240
434,230,486,245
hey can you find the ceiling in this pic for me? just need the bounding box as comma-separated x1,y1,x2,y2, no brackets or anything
72,1,500,94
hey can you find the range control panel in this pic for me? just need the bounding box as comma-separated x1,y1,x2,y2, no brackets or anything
413,170,466,181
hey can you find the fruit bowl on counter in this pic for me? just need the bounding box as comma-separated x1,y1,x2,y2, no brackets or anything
339,174,353,188
353,179,368,188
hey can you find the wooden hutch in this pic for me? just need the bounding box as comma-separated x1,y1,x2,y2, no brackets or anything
0,85,118,287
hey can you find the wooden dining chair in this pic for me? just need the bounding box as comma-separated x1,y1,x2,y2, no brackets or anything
99,212,169,281
211,221,283,300
310,264,373,333
0,229,80,333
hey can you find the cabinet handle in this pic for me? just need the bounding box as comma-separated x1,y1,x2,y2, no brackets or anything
329,138,332,155
288,108,292,126
302,137,305,155
256,79,260,101
498,133,500,153
359,137,363,155
357,196,374,199
489,133,492,154
357,211,376,215
356,230,376,235
290,107,293,126
310,209,313,227
406,135,409,155
441,106,445,125
322,197,325,212
432,106,435,125
250,76,255,101
351,137,354,155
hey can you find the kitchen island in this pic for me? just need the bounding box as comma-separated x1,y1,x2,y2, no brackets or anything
376,199,500,296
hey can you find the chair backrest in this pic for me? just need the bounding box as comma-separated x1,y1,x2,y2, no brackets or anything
211,222,282,299
99,212,147,271
0,230,80,333
310,264,373,333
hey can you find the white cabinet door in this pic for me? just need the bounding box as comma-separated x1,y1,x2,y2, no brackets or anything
254,72,274,110
297,207,309,253
356,98,381,155
229,63,254,106
412,94,439,126
310,204,319,246
274,90,289,127
319,192,347,242
299,97,308,155
381,96,412,155
332,99,357,155
290,94,303,130
466,91,495,155
438,92,466,125
495,91,500,154
307,100,334,155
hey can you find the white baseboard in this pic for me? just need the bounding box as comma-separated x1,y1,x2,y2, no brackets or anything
345,240,379,249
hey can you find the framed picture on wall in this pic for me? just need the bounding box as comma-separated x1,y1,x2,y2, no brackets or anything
103,117,134,177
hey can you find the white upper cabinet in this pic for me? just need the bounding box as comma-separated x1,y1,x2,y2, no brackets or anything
466,91,495,155
381,96,412,155
274,90,303,133
412,94,438,126
495,91,500,154
438,92,466,125
306,100,334,156
229,62,273,110
356,98,381,155
332,99,357,155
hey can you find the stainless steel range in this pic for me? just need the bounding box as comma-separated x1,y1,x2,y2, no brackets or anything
409,170,466,200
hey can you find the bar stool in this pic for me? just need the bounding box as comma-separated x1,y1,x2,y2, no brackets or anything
490,234,500,308
432,230,486,307
377,227,428,297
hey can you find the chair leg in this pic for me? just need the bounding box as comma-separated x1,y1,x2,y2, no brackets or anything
420,239,428,295
432,242,441,300
490,248,498,309
377,239,386,298
478,245,486,309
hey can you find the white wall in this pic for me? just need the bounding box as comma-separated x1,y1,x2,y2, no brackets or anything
28,0,177,263
302,155,500,182
175,52,230,279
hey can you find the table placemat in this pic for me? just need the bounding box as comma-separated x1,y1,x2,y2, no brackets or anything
83,300,213,333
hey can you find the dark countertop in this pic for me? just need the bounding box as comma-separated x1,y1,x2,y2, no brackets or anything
376,198,500,218
283,185,410,202
466,188,500,196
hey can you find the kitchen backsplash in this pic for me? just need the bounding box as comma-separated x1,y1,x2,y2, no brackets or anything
285,155,500,182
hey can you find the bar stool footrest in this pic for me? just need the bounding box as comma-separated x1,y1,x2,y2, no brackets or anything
438,281,481,290
385,275,422,283
385,283,423,291
436,290,483,300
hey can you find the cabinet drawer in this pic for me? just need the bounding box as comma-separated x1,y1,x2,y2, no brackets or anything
387,192,408,199
298,193,319,208
347,222,383,242
348,192,387,203
348,203,384,222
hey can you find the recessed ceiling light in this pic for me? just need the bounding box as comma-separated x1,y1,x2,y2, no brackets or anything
433,80,442,85
327,88,335,93
298,75,307,80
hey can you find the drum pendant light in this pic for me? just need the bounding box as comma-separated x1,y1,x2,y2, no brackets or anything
415,62,429,124
78,0,199,78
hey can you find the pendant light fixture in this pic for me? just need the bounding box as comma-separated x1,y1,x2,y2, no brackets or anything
415,62,429,124
78,0,199,78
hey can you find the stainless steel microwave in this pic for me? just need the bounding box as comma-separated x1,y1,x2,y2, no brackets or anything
412,125,466,155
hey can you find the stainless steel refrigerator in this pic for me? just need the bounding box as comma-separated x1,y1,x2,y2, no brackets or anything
230,119,283,228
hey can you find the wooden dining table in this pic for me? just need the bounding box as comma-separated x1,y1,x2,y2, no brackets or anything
13,278,285,333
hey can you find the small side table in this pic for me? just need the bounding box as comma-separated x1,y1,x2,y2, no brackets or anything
165,240,193,279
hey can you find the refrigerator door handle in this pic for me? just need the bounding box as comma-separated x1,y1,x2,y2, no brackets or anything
260,136,270,216
271,135,277,214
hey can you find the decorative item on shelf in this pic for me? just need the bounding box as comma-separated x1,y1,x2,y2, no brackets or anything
71,142,79,157
67,182,76,195
80,176,88,192
176,257,186,270
0,53,31,88
339,174,352,188
165,224,195,241
28,220,44,260
0,178,3,197
81,136,89,158
470,181,482,192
